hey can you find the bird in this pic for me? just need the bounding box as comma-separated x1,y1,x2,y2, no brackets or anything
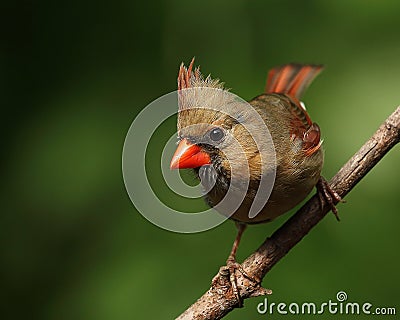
170,58,341,305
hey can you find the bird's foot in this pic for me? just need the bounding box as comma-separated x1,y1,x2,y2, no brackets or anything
224,257,262,307
316,176,344,221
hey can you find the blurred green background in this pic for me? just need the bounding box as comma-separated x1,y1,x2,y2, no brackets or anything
2,1,400,319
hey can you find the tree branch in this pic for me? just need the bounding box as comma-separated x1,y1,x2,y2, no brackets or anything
177,106,400,320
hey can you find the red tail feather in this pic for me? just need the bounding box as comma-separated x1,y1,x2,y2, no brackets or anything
266,63,323,156
265,63,323,100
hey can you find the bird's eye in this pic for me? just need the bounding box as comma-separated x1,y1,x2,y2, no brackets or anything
209,127,225,142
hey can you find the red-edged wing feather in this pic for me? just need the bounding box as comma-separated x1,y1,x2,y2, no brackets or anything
265,63,323,155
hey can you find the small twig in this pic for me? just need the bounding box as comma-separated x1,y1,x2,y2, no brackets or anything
177,106,400,320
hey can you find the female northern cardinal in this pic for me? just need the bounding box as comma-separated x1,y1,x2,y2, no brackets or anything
170,58,340,304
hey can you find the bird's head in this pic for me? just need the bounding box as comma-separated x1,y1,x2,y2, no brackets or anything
170,58,269,183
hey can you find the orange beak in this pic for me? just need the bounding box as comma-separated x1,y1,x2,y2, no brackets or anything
170,139,211,169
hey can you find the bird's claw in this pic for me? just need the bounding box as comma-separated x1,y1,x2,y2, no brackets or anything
225,257,261,307
317,176,344,221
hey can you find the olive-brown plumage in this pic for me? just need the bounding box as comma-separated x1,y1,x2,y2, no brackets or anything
170,59,338,305
171,59,324,223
